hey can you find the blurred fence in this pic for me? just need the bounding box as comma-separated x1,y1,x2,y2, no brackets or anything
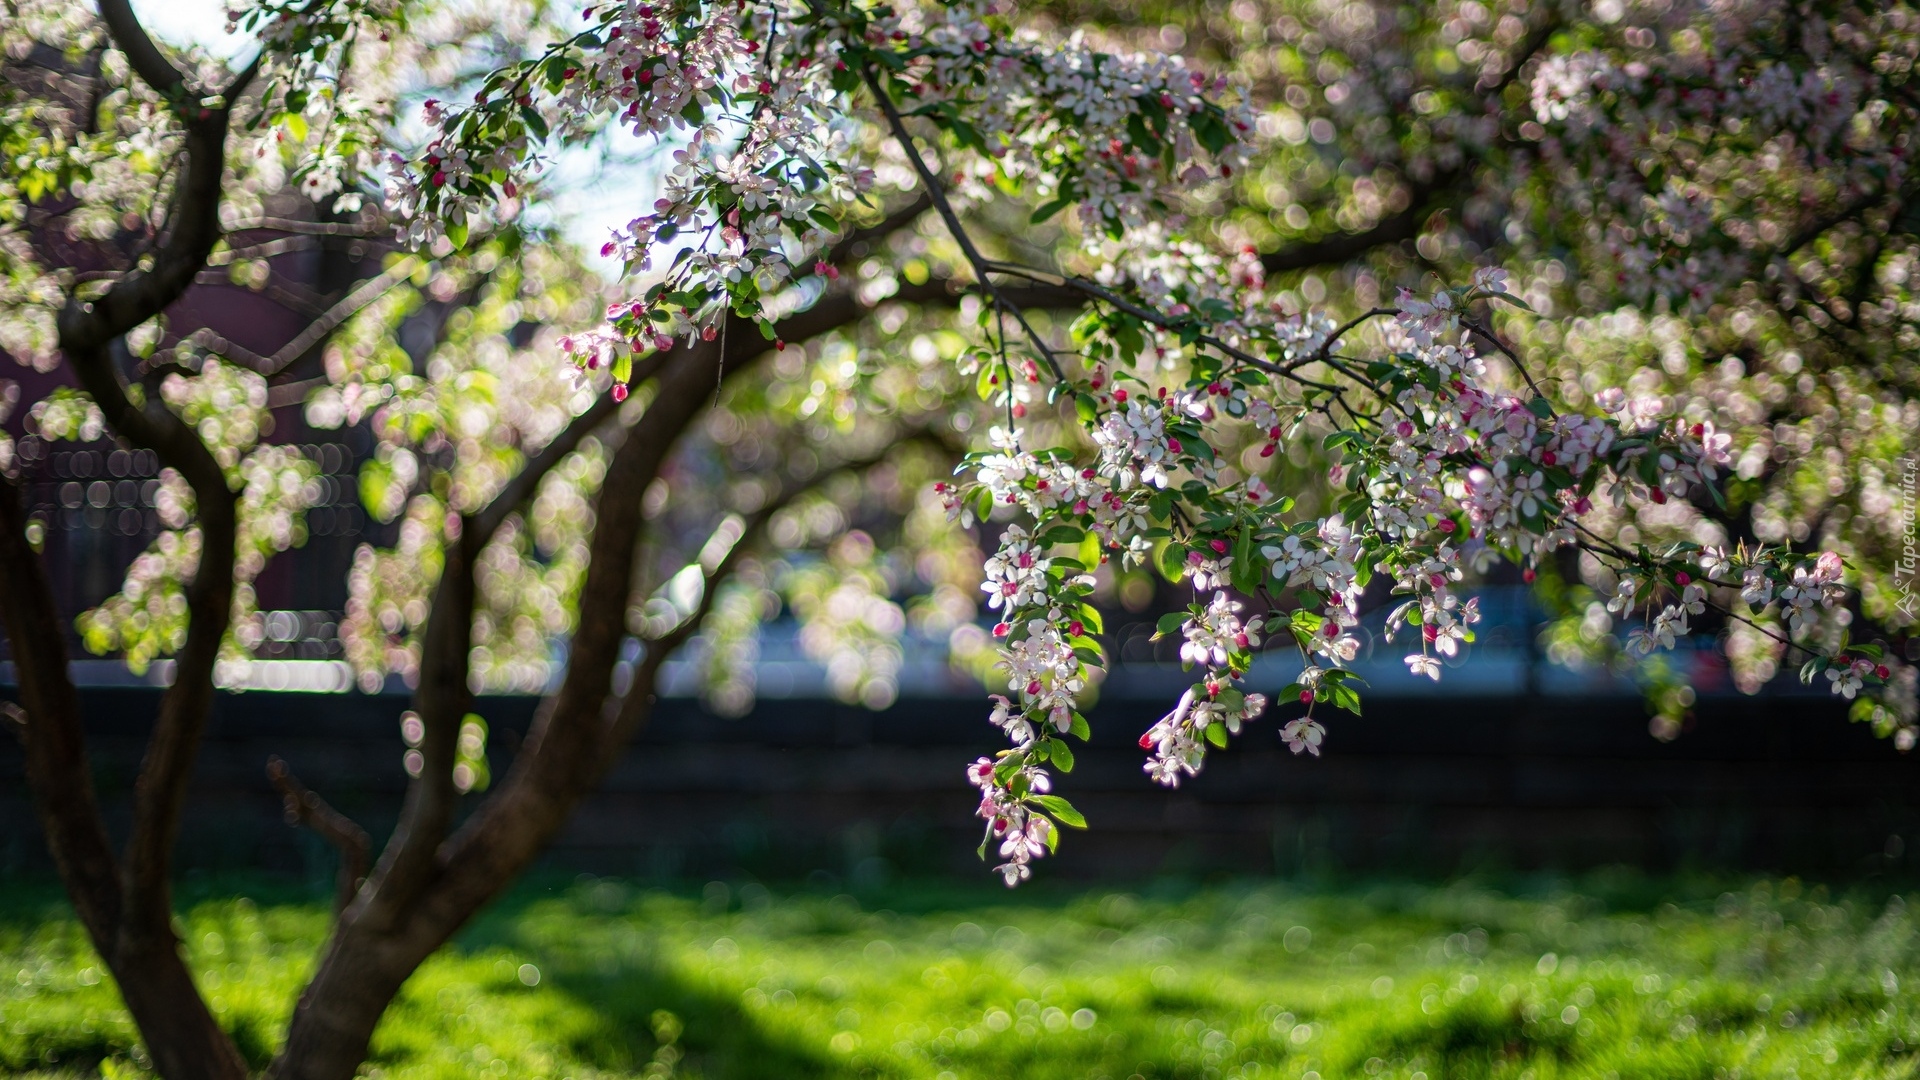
3,655,1915,885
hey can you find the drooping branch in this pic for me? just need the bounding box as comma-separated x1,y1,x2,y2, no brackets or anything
267,757,371,914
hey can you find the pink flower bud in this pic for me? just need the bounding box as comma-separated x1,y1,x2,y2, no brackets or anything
993,622,1010,637
1112,389,1128,402
1139,730,1156,749
1675,572,1691,586
1522,568,1536,584
1210,538,1228,554
1299,690,1313,704
611,383,628,402
1069,621,1084,636
1166,438,1183,453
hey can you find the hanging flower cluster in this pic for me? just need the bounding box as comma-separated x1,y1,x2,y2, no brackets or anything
944,263,1895,884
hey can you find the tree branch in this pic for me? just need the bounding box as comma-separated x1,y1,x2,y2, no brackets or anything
223,216,389,237
99,0,185,95
1462,315,1552,409
862,65,1069,383
256,256,421,376
60,0,251,955
1261,168,1466,276
267,757,370,915
824,192,933,266
0,472,122,949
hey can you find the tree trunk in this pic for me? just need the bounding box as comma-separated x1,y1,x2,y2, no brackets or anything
111,935,252,1080
1,475,250,1080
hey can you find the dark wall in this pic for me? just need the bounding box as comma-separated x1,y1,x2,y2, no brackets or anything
1,686,1913,885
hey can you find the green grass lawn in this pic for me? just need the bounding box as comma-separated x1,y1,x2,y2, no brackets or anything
3,873,1918,1079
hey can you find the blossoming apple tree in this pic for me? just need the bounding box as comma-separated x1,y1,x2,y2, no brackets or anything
0,0,1908,1077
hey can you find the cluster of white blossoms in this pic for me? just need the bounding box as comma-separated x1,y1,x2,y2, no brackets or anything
396,0,1901,886
390,0,1252,402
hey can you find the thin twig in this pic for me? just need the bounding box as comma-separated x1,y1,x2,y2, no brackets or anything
862,65,1068,384
1461,316,1551,409
266,756,370,914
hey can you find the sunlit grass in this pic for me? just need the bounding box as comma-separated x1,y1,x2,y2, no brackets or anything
3,874,1917,1078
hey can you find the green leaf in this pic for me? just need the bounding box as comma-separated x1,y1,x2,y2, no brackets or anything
1154,611,1187,639
1204,721,1229,748
519,104,550,141
1077,604,1105,636
1157,541,1188,583
1190,110,1231,155
1525,397,1554,419
976,363,999,402
1049,740,1076,773
1075,392,1099,424
1069,711,1091,741
1030,197,1072,225
444,220,469,251
1033,794,1087,828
